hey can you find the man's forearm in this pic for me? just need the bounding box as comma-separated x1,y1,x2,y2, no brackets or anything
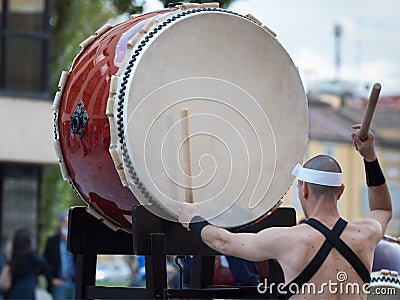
201,225,234,255
368,184,392,213
365,158,392,235
364,158,392,213
189,215,233,254
364,158,385,187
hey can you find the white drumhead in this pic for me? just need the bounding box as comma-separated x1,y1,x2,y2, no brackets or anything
112,8,308,228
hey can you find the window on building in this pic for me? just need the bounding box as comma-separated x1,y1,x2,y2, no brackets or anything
0,164,40,248
0,0,50,98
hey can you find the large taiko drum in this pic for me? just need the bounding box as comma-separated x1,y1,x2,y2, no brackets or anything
53,3,308,232
368,236,400,299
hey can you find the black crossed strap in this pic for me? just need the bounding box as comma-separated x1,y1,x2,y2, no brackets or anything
282,217,370,299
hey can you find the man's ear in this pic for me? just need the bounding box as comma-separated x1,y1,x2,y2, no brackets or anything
337,183,345,200
302,181,309,199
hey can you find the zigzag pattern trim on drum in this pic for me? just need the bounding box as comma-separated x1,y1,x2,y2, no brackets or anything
370,270,400,290
112,7,278,206
370,276,400,284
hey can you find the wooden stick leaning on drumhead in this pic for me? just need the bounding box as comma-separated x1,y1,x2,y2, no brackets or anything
180,108,194,203
359,83,381,141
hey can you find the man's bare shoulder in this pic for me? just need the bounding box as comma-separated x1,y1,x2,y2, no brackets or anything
257,224,312,251
351,218,382,232
347,218,383,243
259,224,309,238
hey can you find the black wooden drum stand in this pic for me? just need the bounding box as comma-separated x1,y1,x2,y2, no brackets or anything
68,205,296,299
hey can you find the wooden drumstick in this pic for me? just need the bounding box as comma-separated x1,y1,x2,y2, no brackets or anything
358,83,381,141
180,108,194,203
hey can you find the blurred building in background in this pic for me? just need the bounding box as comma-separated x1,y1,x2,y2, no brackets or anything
0,0,55,245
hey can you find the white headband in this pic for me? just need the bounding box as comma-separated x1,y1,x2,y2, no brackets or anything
292,163,342,187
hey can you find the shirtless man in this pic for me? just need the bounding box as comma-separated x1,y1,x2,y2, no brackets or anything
179,125,392,299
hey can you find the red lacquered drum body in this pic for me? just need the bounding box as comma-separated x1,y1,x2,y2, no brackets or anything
54,9,175,230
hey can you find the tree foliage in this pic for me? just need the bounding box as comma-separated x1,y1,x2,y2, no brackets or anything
39,165,83,251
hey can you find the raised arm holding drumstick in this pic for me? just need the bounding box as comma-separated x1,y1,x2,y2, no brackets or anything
179,84,392,299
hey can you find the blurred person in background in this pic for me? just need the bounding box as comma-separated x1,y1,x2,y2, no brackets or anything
0,239,11,299
4,227,46,299
44,211,76,299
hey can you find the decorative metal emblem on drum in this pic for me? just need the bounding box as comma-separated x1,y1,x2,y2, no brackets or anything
53,3,308,232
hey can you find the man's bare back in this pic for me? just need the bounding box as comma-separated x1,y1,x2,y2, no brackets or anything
276,219,381,299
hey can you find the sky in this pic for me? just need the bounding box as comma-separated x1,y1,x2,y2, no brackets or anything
142,0,400,96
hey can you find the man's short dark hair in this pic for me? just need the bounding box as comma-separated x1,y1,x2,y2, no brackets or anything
302,155,342,196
